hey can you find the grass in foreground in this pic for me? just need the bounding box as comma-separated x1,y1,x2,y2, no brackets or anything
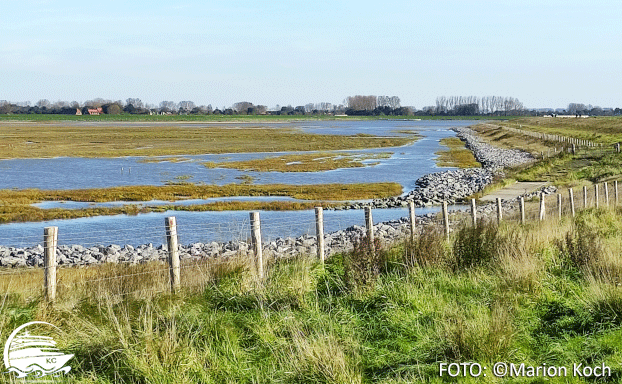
434,137,481,168
3,208,622,382
203,152,393,172
0,122,414,159
0,182,402,223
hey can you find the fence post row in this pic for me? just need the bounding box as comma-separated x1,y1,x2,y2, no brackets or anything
604,182,609,206
250,212,264,279
44,226,58,303
165,217,180,293
315,207,325,264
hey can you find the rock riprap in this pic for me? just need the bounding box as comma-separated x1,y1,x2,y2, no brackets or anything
337,126,535,210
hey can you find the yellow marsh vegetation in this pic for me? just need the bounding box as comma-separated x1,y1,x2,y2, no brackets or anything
0,122,415,159
203,152,393,172
435,137,481,168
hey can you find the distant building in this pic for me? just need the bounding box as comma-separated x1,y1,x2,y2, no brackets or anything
87,107,103,115
75,108,82,115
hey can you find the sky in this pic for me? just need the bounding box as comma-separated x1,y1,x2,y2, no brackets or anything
1,0,621,110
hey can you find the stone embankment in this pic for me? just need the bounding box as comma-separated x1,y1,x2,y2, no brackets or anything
335,126,535,210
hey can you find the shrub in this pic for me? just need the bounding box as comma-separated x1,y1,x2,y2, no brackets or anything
557,219,602,269
452,222,499,271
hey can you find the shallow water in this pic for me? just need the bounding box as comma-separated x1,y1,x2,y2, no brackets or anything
0,120,475,247
0,120,474,192
0,204,468,248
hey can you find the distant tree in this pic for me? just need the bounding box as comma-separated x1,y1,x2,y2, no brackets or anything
102,102,123,114
347,95,376,111
159,101,176,113
125,98,144,109
233,101,254,114
36,99,51,109
178,100,196,113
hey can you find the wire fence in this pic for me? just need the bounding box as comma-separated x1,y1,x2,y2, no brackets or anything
1,179,620,302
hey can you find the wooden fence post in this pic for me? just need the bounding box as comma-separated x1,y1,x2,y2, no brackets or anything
583,185,588,209
315,207,325,263
572,144,576,155
408,201,416,238
44,226,58,303
364,206,375,252
539,193,546,221
615,181,619,206
595,184,599,208
250,212,264,279
520,197,525,225
496,197,502,224
569,188,575,217
442,201,450,238
604,182,609,207
165,217,180,293
470,198,477,227
557,193,562,219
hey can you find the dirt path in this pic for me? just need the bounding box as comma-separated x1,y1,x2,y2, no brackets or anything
480,181,549,202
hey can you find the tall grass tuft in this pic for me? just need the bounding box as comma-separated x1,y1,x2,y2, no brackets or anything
343,236,385,293
402,226,448,269
452,221,498,271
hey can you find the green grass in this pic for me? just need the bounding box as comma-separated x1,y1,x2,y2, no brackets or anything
435,137,481,168
508,116,622,145
3,208,622,382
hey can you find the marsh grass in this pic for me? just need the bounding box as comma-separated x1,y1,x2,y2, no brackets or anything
435,137,481,168
3,208,622,382
203,152,393,172
0,182,402,223
0,122,414,159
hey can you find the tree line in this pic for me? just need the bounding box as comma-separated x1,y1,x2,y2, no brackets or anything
1,96,621,117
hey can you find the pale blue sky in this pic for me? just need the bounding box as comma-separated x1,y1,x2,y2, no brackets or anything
1,0,621,109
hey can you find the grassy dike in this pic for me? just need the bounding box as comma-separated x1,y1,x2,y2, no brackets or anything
3,208,622,383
